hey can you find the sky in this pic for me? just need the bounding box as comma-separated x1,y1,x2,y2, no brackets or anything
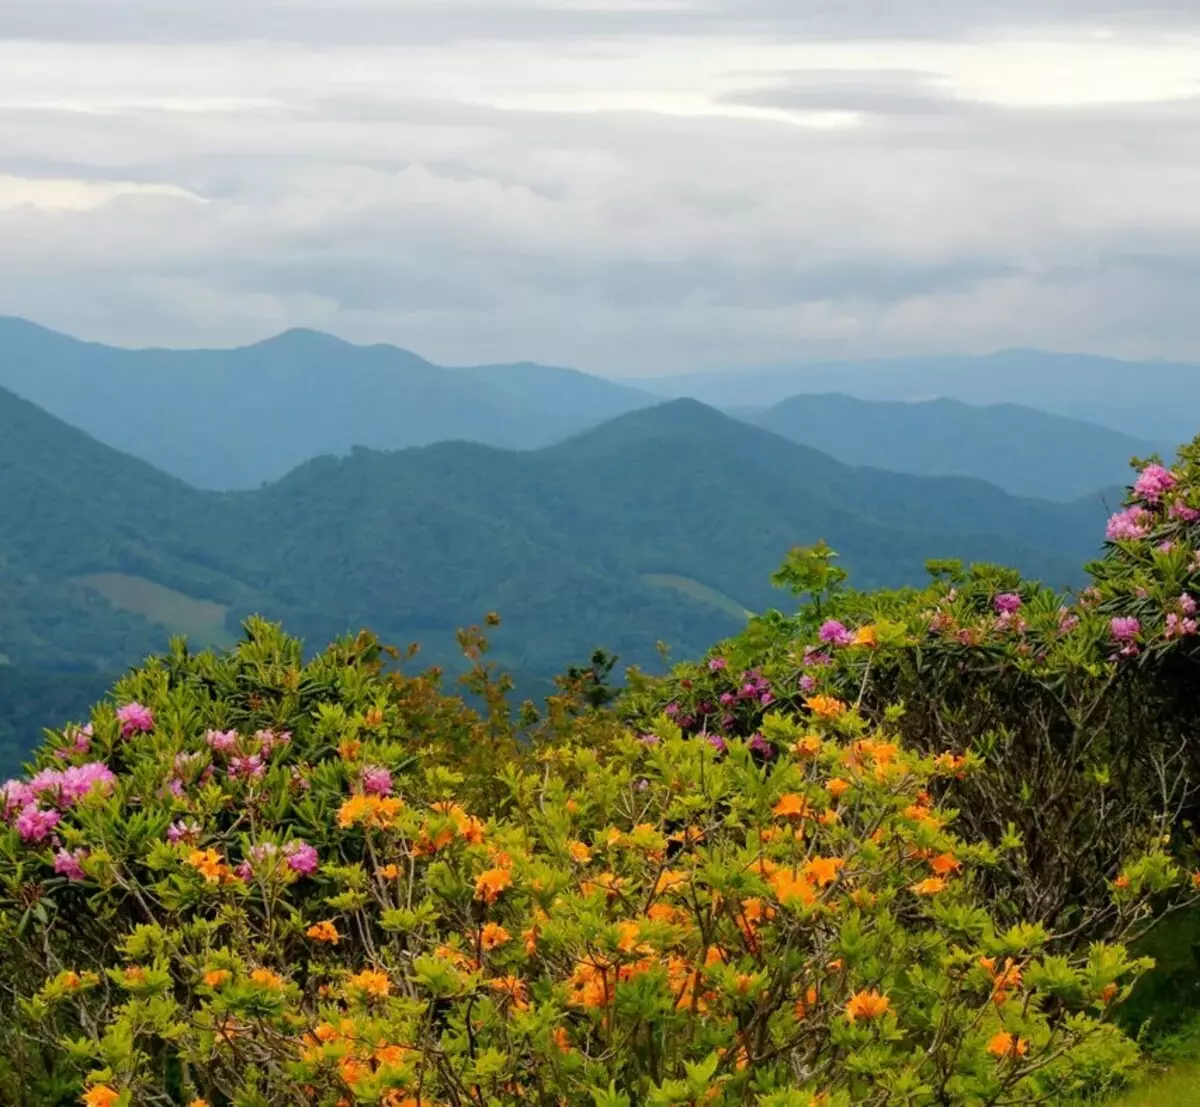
2,2,1200,374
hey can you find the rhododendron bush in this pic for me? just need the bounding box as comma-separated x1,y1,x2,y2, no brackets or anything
626,443,1200,943
0,619,1178,1106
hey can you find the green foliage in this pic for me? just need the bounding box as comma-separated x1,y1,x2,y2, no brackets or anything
0,621,1174,1106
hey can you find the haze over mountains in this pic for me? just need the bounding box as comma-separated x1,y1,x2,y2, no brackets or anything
0,318,1173,496
645,350,1200,444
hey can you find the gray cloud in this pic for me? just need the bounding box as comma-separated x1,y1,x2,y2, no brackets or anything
3,0,1200,44
2,4,1200,371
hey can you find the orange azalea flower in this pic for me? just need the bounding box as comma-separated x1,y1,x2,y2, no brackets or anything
306,920,341,944
929,852,962,877
314,1022,341,1043
249,968,284,990
769,868,817,908
793,734,822,757
475,867,513,903
59,971,82,990
338,738,362,761
188,1100,210,1107
488,974,530,1010
82,1087,120,1107
793,984,819,1020
378,863,400,880
122,966,146,986
374,1042,414,1067
568,840,592,863
852,625,878,648
187,848,226,883
1114,874,1131,890
363,706,385,728
203,968,231,988
1101,982,1120,1004
845,989,890,1022
986,1031,1029,1060
348,969,390,999
806,695,847,719
933,752,967,774
339,1057,369,1086
338,794,404,830
911,877,947,896
804,856,845,887
668,826,706,847
480,923,511,950
551,1026,571,1053
772,794,811,820
818,808,840,826
826,778,850,799
655,869,689,895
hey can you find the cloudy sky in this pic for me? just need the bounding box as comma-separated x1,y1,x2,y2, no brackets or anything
2,1,1200,373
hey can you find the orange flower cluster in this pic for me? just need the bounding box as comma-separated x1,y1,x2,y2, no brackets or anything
186,848,236,884
986,1031,1029,1060
845,989,890,1022
337,794,405,830
979,957,1023,1005
306,920,341,944
805,695,847,719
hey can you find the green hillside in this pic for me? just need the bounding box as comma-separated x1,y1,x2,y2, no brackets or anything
0,388,1114,769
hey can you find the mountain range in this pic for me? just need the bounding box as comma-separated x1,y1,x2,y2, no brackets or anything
644,349,1200,444
0,319,1174,497
747,393,1165,501
2,379,1117,682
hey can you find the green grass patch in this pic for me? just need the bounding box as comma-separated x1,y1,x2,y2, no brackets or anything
76,573,234,648
640,574,752,621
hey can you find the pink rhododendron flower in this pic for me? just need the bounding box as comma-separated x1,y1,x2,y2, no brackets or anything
27,763,116,809
1134,463,1178,503
1110,616,1141,643
15,804,60,843
707,734,728,755
362,766,393,796
819,620,854,647
53,848,88,882
255,728,291,753
707,657,726,672
166,819,202,845
1170,502,1200,523
283,840,319,876
228,754,265,781
1,779,34,818
994,593,1022,615
116,702,154,737
1165,613,1199,639
1106,506,1153,541
1058,608,1080,633
799,675,817,694
205,729,238,754
748,733,775,759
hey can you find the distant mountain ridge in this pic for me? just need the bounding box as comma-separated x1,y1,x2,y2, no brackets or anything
0,317,656,490
642,348,1200,443
748,393,1165,501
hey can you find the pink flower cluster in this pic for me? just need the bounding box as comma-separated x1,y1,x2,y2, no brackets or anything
116,702,154,738
54,848,88,882
236,839,319,881
362,766,394,796
167,819,202,844
1133,463,1178,504
993,593,1022,615
203,727,292,785
2,761,117,844
819,619,855,647
1106,506,1153,541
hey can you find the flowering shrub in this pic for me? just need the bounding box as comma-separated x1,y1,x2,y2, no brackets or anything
625,444,1200,942
0,637,1170,1105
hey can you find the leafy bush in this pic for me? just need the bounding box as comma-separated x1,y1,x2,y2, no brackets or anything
1,616,1184,1106
625,442,1200,945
